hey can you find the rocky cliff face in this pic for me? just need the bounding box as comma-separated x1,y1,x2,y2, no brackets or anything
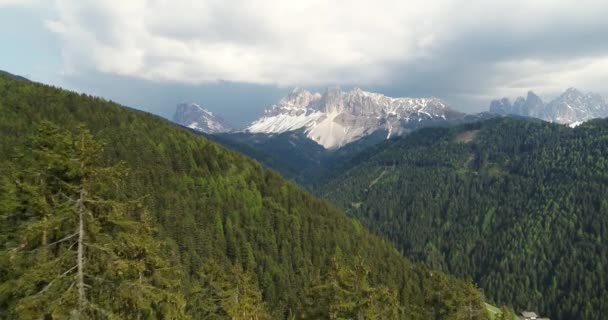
543,88,608,124
489,88,608,126
172,102,232,134
247,87,463,149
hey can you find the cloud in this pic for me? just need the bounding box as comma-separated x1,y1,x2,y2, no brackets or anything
0,0,39,7
40,0,608,111
43,0,451,85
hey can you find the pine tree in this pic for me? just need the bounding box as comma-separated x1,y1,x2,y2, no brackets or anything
225,217,239,263
452,279,486,320
222,265,270,320
189,259,230,319
304,253,401,320
190,260,269,320
0,122,187,319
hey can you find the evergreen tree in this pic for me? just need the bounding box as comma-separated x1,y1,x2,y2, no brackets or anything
189,259,229,319
0,122,187,319
304,253,401,320
190,260,269,320
222,265,269,320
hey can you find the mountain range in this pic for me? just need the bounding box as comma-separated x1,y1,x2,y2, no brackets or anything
245,87,464,149
172,87,608,153
490,88,608,126
198,89,608,320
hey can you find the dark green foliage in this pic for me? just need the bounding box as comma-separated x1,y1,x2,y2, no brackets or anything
190,260,270,319
0,70,28,82
210,114,501,190
322,118,608,320
210,130,388,189
496,306,517,320
301,252,402,319
0,74,489,318
0,122,186,319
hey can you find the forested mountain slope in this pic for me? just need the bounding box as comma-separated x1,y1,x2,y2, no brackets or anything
0,69,29,81
208,130,387,189
208,113,499,189
322,117,608,320
0,74,493,319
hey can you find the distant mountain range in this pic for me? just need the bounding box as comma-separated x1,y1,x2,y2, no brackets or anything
171,87,608,151
172,102,232,133
490,88,608,127
245,87,464,149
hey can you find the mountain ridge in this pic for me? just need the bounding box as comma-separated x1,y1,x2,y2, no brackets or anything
172,102,232,133
246,87,464,149
489,88,608,126
0,70,28,82
320,117,608,320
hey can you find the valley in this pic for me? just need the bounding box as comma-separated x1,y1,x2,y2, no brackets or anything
0,72,497,319
2,70,607,320
3,1,607,319
166,83,608,320
163,83,608,320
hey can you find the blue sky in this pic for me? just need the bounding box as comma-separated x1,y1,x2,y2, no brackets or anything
1,5,62,84
2,0,608,127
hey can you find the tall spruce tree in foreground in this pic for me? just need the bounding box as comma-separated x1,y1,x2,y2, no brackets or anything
0,122,187,319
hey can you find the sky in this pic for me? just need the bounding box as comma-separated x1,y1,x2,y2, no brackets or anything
2,0,608,127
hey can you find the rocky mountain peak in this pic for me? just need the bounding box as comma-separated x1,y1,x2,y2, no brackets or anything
564,87,582,95
488,88,608,125
489,98,512,115
526,91,542,103
247,87,462,149
172,102,232,134
559,87,585,102
291,86,306,94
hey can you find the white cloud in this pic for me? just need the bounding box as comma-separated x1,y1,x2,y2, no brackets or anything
491,56,608,98
43,0,449,85
43,0,608,94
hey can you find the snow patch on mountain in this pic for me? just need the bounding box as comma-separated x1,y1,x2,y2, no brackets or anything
248,111,324,133
569,121,584,128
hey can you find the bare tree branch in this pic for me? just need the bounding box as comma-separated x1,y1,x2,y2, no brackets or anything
46,232,78,247
37,264,79,296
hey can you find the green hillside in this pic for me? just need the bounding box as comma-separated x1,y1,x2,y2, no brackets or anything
209,130,387,189
0,74,491,319
322,118,608,320
0,69,29,82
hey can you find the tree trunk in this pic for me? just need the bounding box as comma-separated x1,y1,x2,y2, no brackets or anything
77,189,86,317
41,218,48,262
